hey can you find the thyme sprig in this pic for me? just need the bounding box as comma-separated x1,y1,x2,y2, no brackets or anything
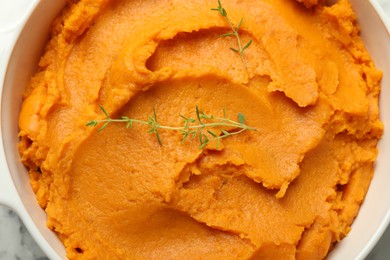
211,0,252,68
86,106,257,149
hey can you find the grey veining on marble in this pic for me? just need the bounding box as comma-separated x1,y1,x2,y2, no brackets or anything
0,1,389,260
0,206,48,260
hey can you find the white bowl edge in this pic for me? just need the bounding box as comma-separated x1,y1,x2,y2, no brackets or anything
0,1,389,260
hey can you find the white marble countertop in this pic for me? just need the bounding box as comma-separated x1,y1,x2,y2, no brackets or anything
0,1,389,260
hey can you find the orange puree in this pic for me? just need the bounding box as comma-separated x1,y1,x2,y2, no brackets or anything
18,0,383,259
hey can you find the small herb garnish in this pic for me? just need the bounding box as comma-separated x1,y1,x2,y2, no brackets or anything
86,106,257,149
211,0,252,68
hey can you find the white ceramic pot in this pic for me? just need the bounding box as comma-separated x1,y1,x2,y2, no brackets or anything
0,1,389,259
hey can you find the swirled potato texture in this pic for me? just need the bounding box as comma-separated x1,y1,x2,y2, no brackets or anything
19,0,383,259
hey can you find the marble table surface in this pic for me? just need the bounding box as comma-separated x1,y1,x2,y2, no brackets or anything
1,1,390,259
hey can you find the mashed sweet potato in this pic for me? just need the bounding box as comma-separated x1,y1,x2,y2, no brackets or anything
18,0,383,259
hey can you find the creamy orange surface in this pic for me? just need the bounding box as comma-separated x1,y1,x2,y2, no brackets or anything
18,0,383,259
